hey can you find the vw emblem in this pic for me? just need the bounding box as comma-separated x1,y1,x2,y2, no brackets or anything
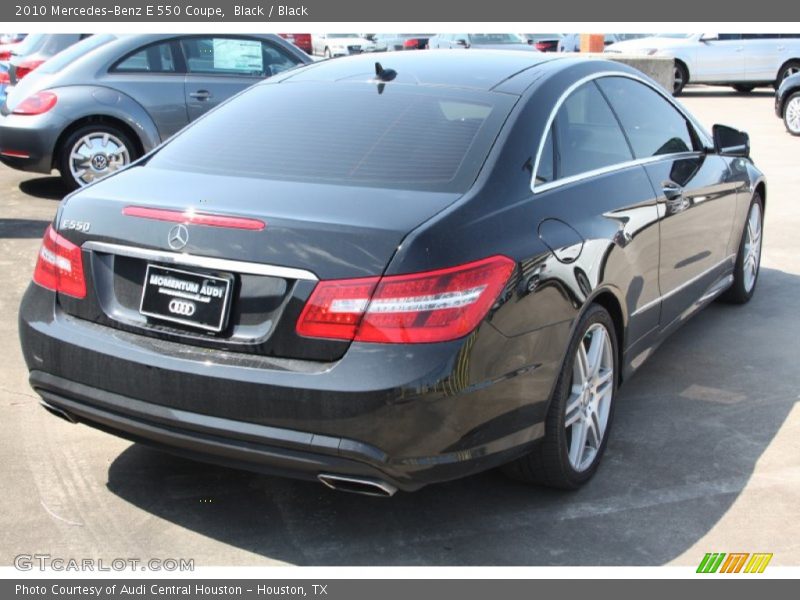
168,299,196,316
167,224,189,250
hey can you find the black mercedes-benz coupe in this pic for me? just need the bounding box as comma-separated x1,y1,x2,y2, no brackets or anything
19,51,765,496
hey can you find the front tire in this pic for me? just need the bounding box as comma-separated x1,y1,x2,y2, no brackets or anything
673,61,689,95
783,92,800,136
720,193,763,304
58,123,138,191
503,304,618,489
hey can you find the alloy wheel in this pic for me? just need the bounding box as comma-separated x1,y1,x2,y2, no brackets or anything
785,96,800,134
565,323,614,472
69,131,131,187
743,201,763,293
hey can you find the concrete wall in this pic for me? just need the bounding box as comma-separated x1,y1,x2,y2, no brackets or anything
580,54,675,92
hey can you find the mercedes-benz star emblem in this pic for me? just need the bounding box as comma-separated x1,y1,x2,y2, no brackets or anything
167,224,189,250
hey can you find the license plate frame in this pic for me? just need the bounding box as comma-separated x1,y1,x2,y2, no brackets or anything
139,264,233,333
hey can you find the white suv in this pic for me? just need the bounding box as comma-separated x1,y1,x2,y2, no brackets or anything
605,33,800,95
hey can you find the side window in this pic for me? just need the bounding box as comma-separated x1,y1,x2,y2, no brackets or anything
535,127,555,184
553,81,633,179
115,42,176,73
181,37,268,77
262,42,302,75
597,77,697,158
718,34,743,41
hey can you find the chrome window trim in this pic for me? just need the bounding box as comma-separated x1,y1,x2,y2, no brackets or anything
83,241,319,282
531,70,713,195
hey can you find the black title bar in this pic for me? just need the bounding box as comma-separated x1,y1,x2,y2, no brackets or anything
3,0,798,22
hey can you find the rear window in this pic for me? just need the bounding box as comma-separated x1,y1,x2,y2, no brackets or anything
38,35,115,74
147,81,513,192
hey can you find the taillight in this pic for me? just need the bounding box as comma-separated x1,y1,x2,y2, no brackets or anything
0,70,9,84
12,91,57,115
14,58,44,80
297,255,515,344
0,50,10,61
403,39,419,49
32,225,86,299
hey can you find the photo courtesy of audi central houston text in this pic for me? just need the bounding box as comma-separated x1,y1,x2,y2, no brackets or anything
16,46,767,497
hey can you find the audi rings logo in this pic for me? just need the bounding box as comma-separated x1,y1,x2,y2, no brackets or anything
168,299,196,316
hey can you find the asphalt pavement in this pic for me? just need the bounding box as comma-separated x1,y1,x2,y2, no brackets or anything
1,86,798,566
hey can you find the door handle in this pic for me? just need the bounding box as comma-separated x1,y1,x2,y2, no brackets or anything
662,181,684,200
189,90,211,100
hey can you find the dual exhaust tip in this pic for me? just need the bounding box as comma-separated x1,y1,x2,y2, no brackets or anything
318,474,397,497
39,401,398,498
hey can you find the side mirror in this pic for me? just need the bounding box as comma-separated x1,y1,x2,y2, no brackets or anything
455,38,469,48
713,124,750,158
527,39,534,45
700,33,719,42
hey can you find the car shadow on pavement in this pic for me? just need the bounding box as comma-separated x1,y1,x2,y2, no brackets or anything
19,176,69,201
0,218,51,239
681,88,775,98
105,266,798,565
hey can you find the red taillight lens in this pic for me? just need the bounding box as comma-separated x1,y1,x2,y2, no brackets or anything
297,256,515,344
0,70,9,84
12,91,58,115
403,39,419,48
32,225,86,299
14,58,44,80
0,50,11,61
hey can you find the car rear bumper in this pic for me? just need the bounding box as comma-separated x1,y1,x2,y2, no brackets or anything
19,284,555,491
0,112,64,173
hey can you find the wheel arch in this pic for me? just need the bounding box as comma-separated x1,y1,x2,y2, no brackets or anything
51,114,146,170
776,58,800,82
586,289,626,386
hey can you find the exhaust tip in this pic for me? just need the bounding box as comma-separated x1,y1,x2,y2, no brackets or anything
318,473,397,497
39,400,77,424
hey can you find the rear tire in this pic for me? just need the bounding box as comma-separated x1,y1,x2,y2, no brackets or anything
719,193,763,304
58,123,138,191
783,92,800,136
776,60,800,88
503,304,618,489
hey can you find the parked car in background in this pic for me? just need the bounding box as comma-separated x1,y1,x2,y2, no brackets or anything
0,33,26,45
0,63,9,105
559,33,650,53
311,34,379,58
278,33,312,55
776,72,800,135
520,33,563,52
371,33,433,51
7,34,91,85
605,33,800,95
18,51,764,496
0,33,311,190
427,33,538,51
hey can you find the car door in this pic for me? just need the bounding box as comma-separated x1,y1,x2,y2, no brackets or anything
104,39,188,140
181,36,300,122
741,34,782,82
597,76,741,328
532,80,663,349
693,34,746,82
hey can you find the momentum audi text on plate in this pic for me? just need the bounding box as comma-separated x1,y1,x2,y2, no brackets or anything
18,51,765,496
